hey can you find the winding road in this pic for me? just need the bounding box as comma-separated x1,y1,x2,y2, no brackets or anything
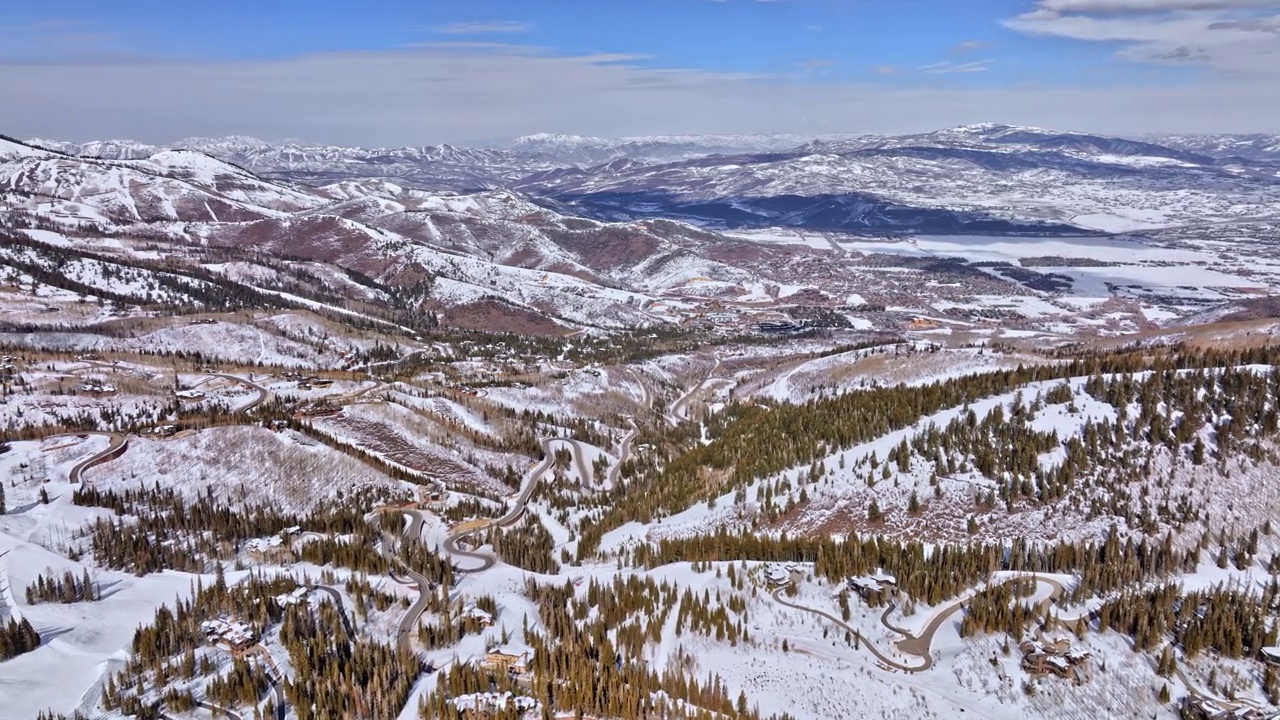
668,353,723,425
605,421,639,488
311,585,355,642
440,437,559,574
771,575,1065,673
392,559,437,651
204,373,272,414
51,431,128,485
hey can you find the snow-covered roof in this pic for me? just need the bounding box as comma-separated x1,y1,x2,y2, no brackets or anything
246,536,284,552
200,618,255,646
463,605,494,622
452,692,539,712
490,644,534,661
276,587,310,606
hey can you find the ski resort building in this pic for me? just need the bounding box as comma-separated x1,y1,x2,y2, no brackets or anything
200,617,256,653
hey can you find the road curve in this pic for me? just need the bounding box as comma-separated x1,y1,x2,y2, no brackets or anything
772,575,1065,674
605,421,639,488
311,585,355,642
441,437,559,573
394,433,591,644
393,562,436,651
892,576,1063,666
668,353,723,426
771,587,927,671
49,431,128,485
368,517,437,651
163,700,244,720
206,373,271,414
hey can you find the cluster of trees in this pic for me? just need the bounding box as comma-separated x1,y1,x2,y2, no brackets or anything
25,569,98,604
205,658,272,711
579,357,1132,555
416,605,496,650
0,232,294,315
576,344,1280,556
1100,582,1280,657
280,601,421,720
74,483,401,576
344,574,405,617
489,517,559,574
0,617,41,661
635,525,1193,608
422,572,770,720
102,569,294,716
958,578,1042,638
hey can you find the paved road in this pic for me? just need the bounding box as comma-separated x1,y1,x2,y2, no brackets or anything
441,437,559,573
669,353,722,425
205,373,271,414
605,421,638,488
559,438,594,485
243,646,288,720
626,367,653,412
368,510,439,651
393,561,436,651
773,575,1065,673
311,585,355,642
52,431,128,485
163,700,244,720
771,587,927,672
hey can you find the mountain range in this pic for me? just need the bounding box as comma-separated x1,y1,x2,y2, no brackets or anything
5,124,1280,333
25,124,1280,236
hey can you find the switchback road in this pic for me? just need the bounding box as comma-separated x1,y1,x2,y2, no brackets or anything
772,575,1065,673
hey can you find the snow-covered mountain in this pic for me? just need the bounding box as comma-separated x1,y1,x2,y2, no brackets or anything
516,124,1280,235
29,132,866,192
14,122,1280,241
506,132,863,165
0,135,803,332
1145,133,1280,160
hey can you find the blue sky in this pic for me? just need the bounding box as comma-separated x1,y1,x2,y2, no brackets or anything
1,0,1141,83
1,0,1277,143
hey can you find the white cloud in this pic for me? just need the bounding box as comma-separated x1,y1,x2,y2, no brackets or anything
921,60,992,73
1005,0,1280,75
0,44,1277,145
1038,0,1279,12
432,21,532,35
951,40,991,54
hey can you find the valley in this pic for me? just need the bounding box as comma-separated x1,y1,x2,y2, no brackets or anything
3,125,1280,720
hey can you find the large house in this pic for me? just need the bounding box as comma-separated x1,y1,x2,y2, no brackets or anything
1019,639,1090,682
848,572,898,603
765,563,801,587
483,645,534,676
200,617,256,653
